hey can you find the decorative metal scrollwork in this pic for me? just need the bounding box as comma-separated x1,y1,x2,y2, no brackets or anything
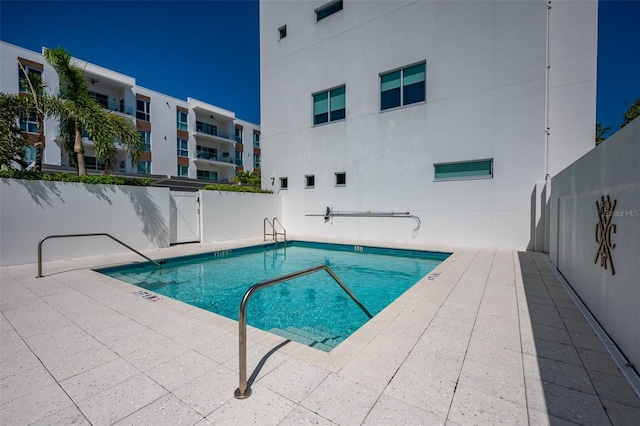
594,195,616,275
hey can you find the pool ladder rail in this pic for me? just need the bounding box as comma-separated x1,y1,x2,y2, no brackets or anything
263,217,287,243
37,233,163,278
234,264,372,399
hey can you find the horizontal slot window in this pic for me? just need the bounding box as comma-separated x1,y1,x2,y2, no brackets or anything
434,159,493,180
316,0,343,21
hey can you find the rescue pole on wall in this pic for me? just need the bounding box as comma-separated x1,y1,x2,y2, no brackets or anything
306,207,422,238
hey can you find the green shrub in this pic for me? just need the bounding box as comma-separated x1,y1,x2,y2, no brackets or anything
203,183,272,194
0,169,153,186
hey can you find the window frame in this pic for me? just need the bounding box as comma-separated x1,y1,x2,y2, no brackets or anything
136,99,150,121
137,160,151,174
253,132,260,148
313,85,346,126
433,159,493,182
176,110,188,131
254,153,261,169
177,165,189,177
19,113,38,134
305,174,315,189
235,127,243,144
279,177,288,190
19,66,42,93
139,130,151,152
380,61,426,111
177,138,188,157
278,25,287,40
316,0,343,22
335,172,346,187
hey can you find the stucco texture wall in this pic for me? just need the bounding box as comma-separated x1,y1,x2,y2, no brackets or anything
0,180,171,266
200,190,281,242
549,118,640,374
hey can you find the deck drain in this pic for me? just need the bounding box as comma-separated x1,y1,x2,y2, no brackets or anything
427,272,441,280
132,290,163,302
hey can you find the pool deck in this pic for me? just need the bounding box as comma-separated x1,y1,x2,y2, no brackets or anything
1,238,639,425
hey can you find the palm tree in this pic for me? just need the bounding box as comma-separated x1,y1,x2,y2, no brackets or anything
43,47,142,175
0,92,33,169
18,62,53,171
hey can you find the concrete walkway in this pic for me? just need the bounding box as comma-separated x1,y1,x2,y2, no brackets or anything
1,241,639,425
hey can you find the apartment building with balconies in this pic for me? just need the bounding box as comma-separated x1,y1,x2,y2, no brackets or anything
0,41,260,182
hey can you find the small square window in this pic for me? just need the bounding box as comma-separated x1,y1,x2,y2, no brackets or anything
305,175,315,188
278,25,287,40
335,172,346,186
280,177,288,189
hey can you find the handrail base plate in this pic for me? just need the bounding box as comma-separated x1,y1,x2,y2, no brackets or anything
234,387,252,399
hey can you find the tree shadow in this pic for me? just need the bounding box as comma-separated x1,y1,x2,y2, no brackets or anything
119,186,170,247
4,178,64,209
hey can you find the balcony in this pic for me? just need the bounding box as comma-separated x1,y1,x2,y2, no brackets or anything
194,150,235,168
105,99,134,117
193,124,235,145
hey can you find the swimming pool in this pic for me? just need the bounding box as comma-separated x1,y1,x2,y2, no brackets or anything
98,241,449,351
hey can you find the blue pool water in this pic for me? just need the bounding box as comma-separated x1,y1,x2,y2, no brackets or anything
98,242,449,351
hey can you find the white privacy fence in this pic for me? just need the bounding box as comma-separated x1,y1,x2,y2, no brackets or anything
0,180,280,266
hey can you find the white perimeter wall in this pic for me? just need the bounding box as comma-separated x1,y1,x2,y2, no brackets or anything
200,191,281,242
549,118,640,374
0,179,171,266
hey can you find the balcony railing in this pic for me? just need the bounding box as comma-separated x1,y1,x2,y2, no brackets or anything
195,151,235,164
106,100,134,116
193,125,235,142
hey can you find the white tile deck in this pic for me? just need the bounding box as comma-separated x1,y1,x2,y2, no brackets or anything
1,238,639,425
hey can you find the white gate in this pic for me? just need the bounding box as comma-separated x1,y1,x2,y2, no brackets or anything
170,191,200,244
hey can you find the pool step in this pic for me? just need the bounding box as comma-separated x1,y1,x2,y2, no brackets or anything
268,326,343,352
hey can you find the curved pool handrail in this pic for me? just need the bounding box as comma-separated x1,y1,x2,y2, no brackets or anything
37,233,161,277
234,264,372,399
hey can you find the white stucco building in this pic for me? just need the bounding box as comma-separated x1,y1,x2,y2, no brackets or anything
0,41,260,183
259,0,598,249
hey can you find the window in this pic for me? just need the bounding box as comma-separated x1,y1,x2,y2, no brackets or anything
137,160,151,174
24,145,36,163
335,172,346,186
176,110,188,130
196,121,217,136
235,151,243,166
313,86,345,125
380,62,426,111
136,99,150,121
19,66,42,93
177,138,188,157
235,127,243,144
88,91,109,109
177,165,189,177
280,177,288,190
19,113,38,134
305,175,315,188
434,159,493,181
139,130,151,151
196,145,217,160
253,132,260,148
197,170,217,181
254,154,261,169
278,25,287,40
316,0,343,21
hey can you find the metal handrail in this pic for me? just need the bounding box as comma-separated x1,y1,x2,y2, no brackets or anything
234,264,372,399
263,217,287,242
37,233,161,277
272,217,287,241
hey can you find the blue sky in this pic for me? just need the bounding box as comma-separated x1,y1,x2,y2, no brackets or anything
1,0,638,137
